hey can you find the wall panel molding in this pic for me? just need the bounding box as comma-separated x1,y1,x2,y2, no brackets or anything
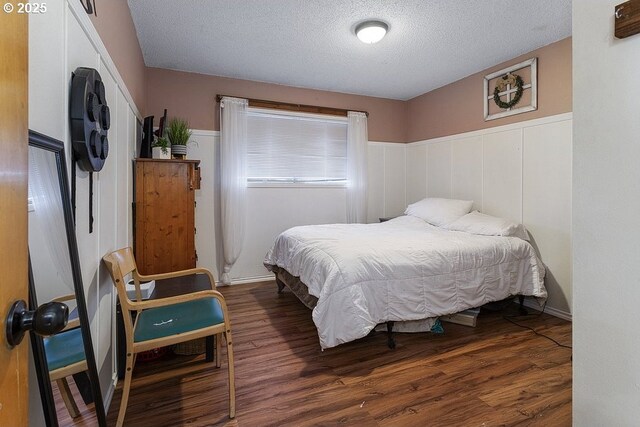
409,113,572,147
406,113,572,317
67,0,142,118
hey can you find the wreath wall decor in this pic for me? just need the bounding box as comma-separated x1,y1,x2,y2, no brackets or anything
483,57,537,121
493,73,524,109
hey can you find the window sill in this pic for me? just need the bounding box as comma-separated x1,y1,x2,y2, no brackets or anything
247,182,347,189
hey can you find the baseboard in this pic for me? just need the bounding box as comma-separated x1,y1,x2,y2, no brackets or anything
218,275,274,286
520,299,572,321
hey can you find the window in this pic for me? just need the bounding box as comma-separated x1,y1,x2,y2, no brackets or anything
247,108,347,185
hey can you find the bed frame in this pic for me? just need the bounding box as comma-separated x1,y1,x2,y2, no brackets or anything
272,266,529,349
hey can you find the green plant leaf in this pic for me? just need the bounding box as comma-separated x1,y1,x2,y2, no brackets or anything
166,117,192,146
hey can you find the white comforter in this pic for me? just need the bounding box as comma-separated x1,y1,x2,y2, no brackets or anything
264,216,546,349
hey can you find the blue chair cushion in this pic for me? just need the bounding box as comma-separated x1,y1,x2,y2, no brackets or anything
44,328,86,372
134,297,224,343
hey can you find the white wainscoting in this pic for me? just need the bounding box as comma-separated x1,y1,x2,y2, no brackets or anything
193,119,572,321
368,142,408,221
188,133,407,284
28,2,140,420
405,113,572,318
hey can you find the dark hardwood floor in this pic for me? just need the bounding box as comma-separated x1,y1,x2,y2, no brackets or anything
58,281,572,426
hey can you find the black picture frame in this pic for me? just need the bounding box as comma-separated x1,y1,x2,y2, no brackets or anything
28,129,106,427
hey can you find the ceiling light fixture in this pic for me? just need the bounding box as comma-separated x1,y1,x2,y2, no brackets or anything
355,20,388,44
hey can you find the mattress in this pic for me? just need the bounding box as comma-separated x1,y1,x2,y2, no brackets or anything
264,215,546,349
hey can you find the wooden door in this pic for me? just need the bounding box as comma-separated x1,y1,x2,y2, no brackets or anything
0,11,29,427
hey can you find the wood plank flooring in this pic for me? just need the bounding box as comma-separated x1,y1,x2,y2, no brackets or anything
58,281,572,426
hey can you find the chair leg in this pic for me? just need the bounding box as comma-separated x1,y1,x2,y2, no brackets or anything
225,328,235,419
72,371,94,405
116,350,135,427
205,336,215,363
56,378,80,418
216,333,222,368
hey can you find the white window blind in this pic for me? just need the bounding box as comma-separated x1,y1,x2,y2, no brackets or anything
247,109,347,184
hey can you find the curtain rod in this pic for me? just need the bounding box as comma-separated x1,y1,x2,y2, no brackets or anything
215,94,369,117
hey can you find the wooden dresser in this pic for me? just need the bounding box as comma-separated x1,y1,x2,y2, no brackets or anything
134,159,201,275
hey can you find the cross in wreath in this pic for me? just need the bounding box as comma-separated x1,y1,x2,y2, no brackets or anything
493,73,524,109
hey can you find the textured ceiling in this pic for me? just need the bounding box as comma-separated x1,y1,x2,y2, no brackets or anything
128,0,571,100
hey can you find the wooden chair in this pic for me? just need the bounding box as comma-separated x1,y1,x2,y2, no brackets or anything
44,294,88,418
102,247,235,427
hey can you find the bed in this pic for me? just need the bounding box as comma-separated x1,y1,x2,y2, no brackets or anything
264,205,546,350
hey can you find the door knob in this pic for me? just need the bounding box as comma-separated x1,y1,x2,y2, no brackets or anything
5,300,69,348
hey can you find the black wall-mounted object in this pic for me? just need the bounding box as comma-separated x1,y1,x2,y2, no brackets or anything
155,108,168,139
70,67,110,172
140,115,154,158
80,0,97,17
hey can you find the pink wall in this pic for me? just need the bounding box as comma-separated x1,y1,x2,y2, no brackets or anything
407,37,572,142
145,68,408,143
89,0,146,112
93,3,569,145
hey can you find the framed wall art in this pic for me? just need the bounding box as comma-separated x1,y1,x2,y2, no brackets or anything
484,57,537,121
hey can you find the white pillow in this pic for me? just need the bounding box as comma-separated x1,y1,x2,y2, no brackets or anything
404,198,473,227
445,211,530,240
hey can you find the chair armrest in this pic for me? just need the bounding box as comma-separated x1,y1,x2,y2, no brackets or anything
51,294,76,303
50,294,79,331
126,289,227,311
135,268,215,288
61,318,80,332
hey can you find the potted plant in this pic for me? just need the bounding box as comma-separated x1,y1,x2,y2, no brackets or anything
166,117,192,159
151,136,171,159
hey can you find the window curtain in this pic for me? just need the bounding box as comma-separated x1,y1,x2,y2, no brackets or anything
346,111,368,223
219,97,248,284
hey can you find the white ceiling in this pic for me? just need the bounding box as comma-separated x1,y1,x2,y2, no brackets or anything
128,0,571,101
